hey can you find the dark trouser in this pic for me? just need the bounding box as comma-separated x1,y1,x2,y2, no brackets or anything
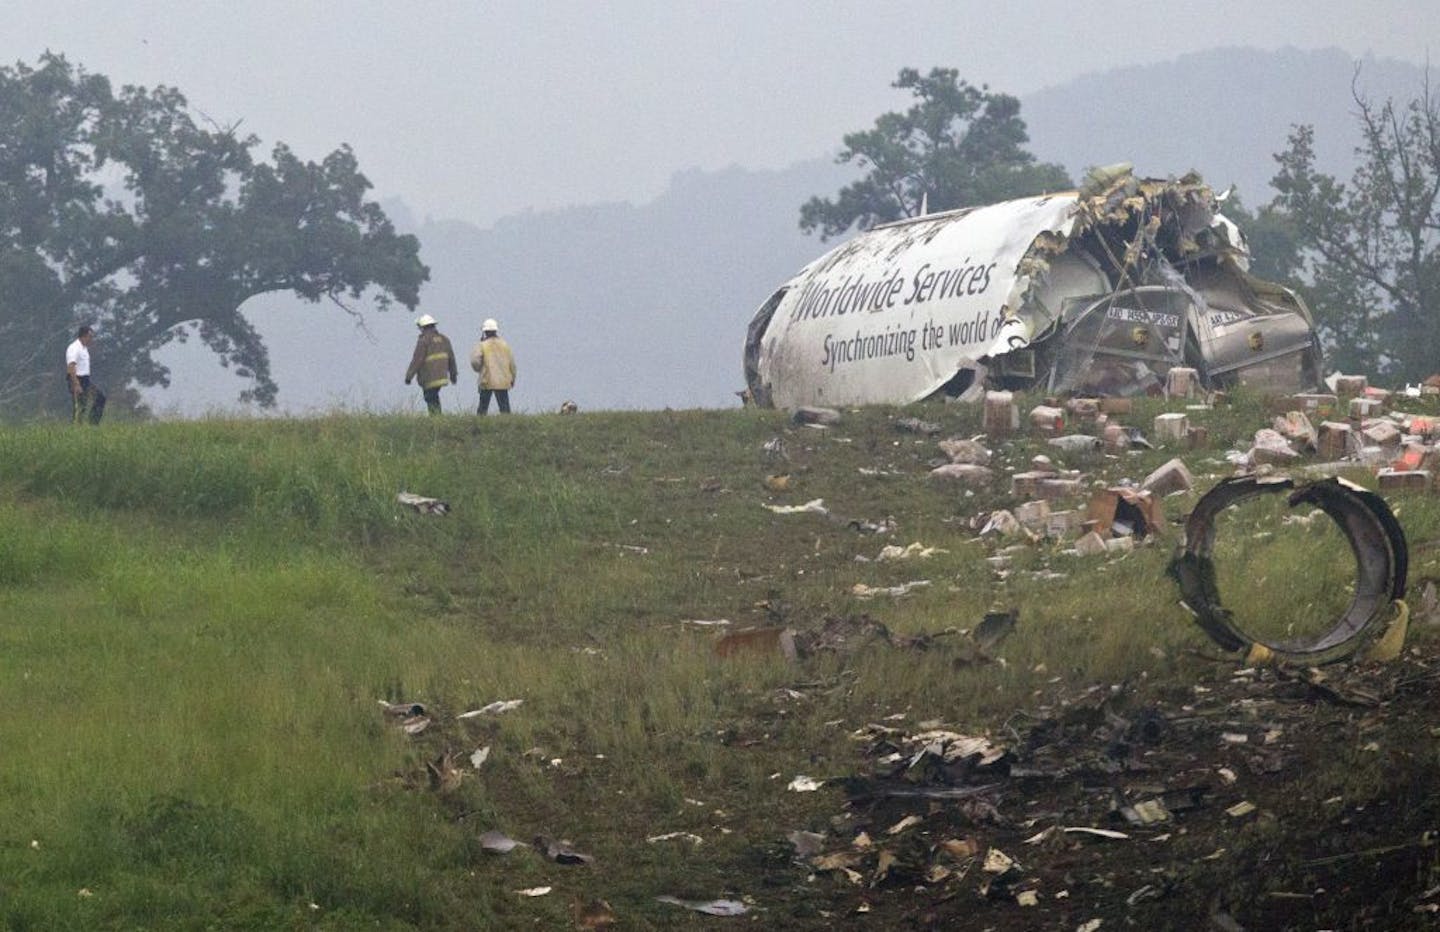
73,376,106,425
422,386,443,416
478,389,511,414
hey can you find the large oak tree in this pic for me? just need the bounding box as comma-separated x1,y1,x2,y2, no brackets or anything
0,53,428,415
799,67,1071,240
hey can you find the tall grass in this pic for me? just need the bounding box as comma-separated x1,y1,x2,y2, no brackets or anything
0,397,1436,928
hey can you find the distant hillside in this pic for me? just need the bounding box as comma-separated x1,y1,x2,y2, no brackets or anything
1022,46,1428,203
147,47,1430,416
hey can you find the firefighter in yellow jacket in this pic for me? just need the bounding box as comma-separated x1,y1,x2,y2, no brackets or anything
470,318,517,414
404,314,458,415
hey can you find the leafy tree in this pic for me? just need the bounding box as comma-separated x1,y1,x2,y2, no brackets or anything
1266,78,1440,379
799,67,1072,240
0,53,428,416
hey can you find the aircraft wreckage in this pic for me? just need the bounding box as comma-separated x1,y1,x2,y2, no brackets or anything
743,165,1322,407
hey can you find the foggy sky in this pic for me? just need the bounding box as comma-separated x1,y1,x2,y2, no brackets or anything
5,0,1436,226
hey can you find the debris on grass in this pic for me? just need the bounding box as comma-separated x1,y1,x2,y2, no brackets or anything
876,541,948,561
458,699,524,717
1140,457,1193,496
1169,476,1408,663
788,775,824,792
1086,487,1163,539
514,886,552,897
655,895,750,917
713,626,797,661
930,462,995,484
971,609,1017,652
470,746,490,769
648,831,704,846
980,509,1025,538
845,515,899,534
426,752,463,793
792,406,842,427
396,492,450,515
534,836,593,865
1049,433,1103,455
762,498,828,515
851,580,931,599
938,437,991,465
379,700,430,734
479,830,522,854
894,416,941,435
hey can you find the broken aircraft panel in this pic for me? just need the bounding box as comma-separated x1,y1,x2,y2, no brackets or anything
743,166,1321,407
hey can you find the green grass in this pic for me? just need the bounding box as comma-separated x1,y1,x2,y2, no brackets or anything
0,396,1437,928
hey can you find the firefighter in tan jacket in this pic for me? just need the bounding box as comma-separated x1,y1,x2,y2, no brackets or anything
404,314,458,415
470,318,517,414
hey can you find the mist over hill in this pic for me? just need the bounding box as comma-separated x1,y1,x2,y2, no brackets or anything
1022,46,1427,203
148,47,1430,417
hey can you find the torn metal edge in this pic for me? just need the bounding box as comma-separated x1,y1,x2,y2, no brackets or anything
1167,476,1407,663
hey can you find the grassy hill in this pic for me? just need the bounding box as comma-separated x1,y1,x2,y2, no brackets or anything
3,396,1439,929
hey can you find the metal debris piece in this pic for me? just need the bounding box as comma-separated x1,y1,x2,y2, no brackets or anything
792,406,842,426
972,610,1018,652
515,886,552,897
396,491,450,515
1168,476,1408,663
479,830,522,854
534,836,593,865
1049,434,1103,455
846,516,899,534
788,775,824,792
655,896,749,917
648,831,704,846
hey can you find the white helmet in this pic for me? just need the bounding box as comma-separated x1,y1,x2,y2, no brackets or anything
415,313,437,328
482,318,499,333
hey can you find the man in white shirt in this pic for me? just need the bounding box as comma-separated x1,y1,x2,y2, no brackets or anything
65,325,106,424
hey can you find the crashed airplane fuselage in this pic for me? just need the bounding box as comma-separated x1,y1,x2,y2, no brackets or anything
743,168,1321,407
